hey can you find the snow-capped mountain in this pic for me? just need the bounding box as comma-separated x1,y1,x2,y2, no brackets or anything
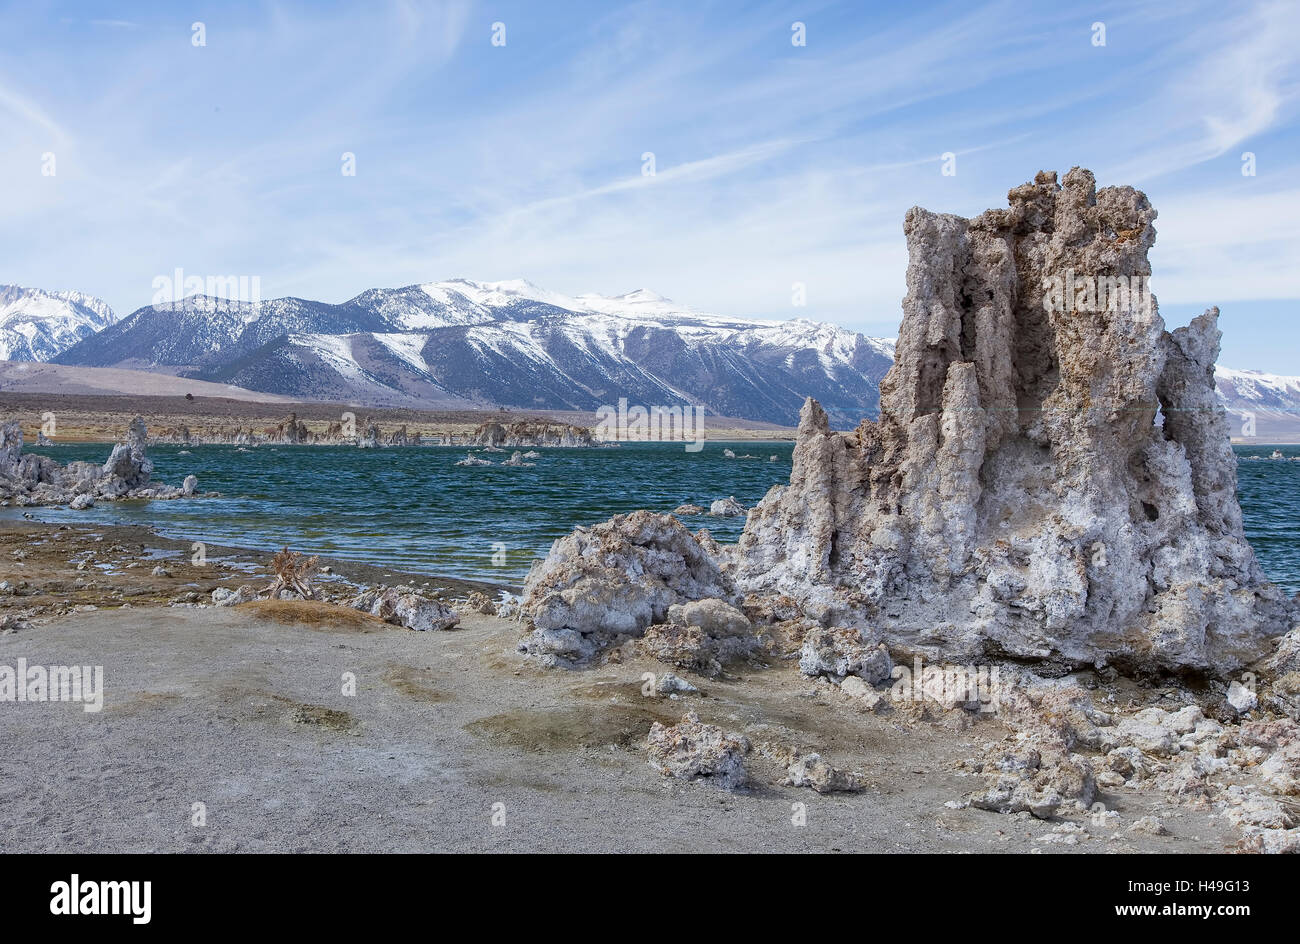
1215,366,1300,413
56,279,895,426
1215,366,1300,439
0,285,117,362
29,278,1300,432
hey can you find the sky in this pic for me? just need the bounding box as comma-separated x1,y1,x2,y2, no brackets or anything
2,0,1299,372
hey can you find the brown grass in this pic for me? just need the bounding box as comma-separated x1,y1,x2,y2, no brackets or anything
241,598,394,633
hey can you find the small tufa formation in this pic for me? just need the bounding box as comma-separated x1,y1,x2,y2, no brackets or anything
350,586,460,631
783,751,864,794
640,597,761,678
518,511,736,666
799,625,892,683
455,590,498,616
212,585,258,606
472,420,595,448
358,419,381,449
730,168,1292,675
98,416,152,496
264,547,321,599
708,496,746,517
646,711,750,790
0,415,201,506
264,412,309,444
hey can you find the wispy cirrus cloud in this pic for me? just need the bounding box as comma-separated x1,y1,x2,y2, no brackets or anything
0,0,1297,370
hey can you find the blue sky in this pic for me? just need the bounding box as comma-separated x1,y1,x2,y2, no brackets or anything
2,0,1298,371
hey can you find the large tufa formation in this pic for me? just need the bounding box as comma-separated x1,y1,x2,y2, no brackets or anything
0,415,200,506
730,168,1291,674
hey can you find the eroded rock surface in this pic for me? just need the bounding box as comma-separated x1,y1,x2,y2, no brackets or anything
351,586,460,631
799,625,892,682
640,597,760,678
519,511,736,666
645,711,750,790
730,169,1291,674
0,417,202,506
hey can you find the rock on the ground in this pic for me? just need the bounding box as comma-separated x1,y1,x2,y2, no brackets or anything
1227,680,1258,715
212,585,257,606
455,590,497,616
646,711,749,790
518,511,735,666
641,597,760,678
351,586,460,631
1127,815,1168,836
655,672,699,695
967,746,1097,819
838,674,888,710
785,752,864,793
799,625,892,682
708,496,746,517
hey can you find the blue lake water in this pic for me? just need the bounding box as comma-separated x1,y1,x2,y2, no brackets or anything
11,441,795,587
8,441,1299,594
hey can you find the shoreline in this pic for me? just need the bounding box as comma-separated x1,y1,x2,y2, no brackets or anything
0,523,1251,853
0,517,505,624
0,392,802,444
0,508,1295,853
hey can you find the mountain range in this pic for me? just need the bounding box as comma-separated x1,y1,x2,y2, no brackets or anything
0,280,1296,432
47,279,896,427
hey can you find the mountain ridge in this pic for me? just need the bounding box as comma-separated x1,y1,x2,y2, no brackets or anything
53,279,896,427
0,285,118,363
3,277,1293,431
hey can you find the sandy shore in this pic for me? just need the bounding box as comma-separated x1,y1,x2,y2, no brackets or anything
0,520,1245,853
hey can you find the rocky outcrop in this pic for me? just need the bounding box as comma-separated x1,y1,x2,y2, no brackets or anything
265,413,309,444
0,416,202,506
472,420,596,448
350,586,460,631
729,168,1292,675
640,597,761,678
358,420,381,449
518,511,736,666
646,711,750,790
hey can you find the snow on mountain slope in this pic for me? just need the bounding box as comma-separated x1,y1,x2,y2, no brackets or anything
35,276,1299,430
0,285,116,362
1214,366,1300,439
53,279,896,425
1215,366,1300,413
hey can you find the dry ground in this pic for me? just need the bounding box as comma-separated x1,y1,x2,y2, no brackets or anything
0,524,1239,853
